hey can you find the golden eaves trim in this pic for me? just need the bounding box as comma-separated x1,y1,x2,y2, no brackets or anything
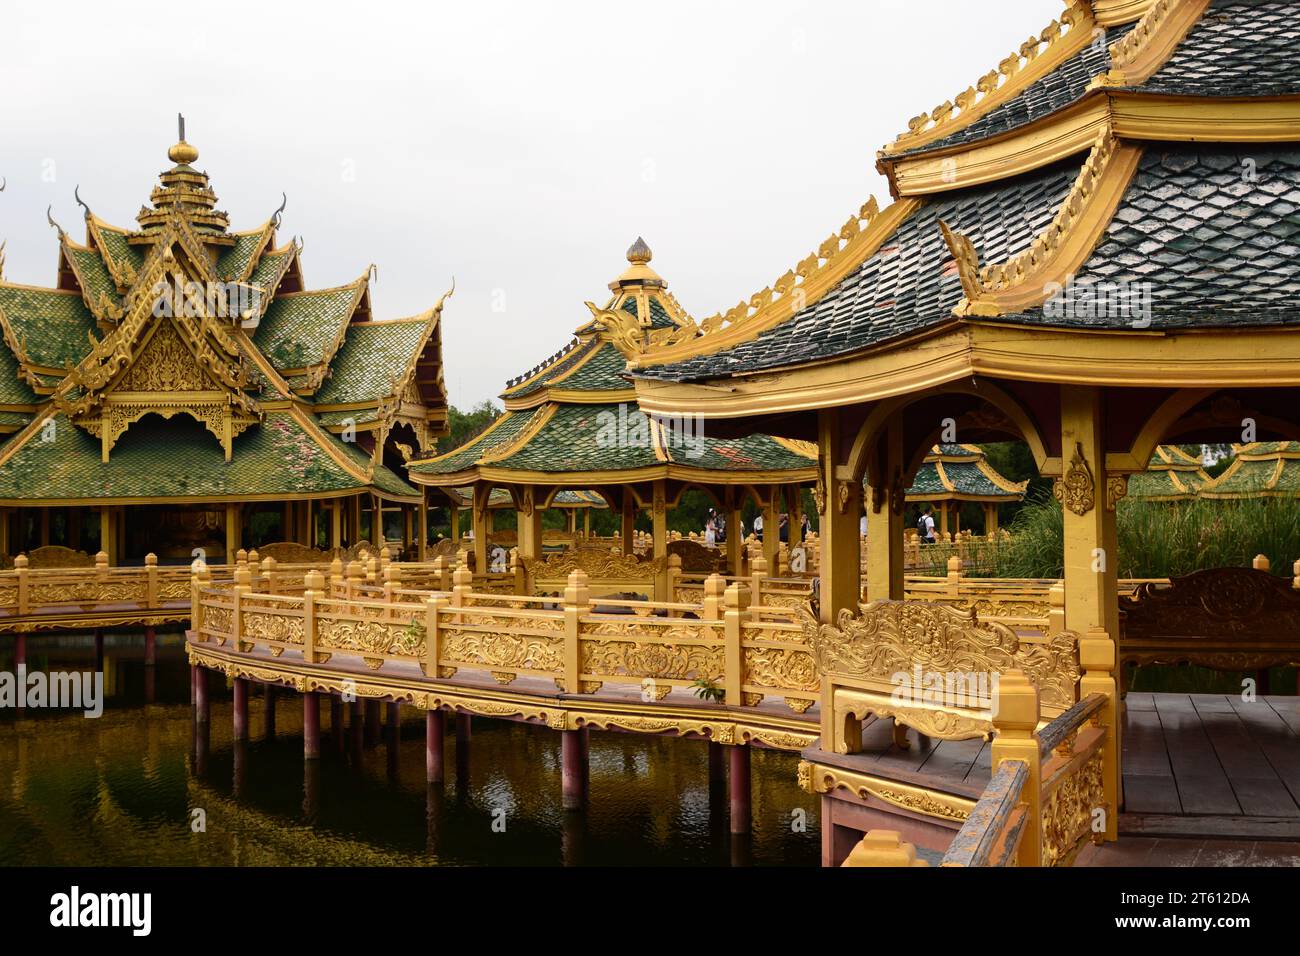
887,93,1300,198
406,407,528,470
1092,0,1210,89
634,196,921,369
882,1,1094,156
942,132,1143,317
505,387,638,412
633,324,1300,422
1092,0,1161,26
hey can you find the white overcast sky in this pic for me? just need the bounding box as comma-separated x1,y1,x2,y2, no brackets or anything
2,0,1054,408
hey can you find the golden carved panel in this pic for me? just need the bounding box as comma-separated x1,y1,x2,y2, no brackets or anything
801,600,1078,712
440,630,563,674
1042,750,1105,867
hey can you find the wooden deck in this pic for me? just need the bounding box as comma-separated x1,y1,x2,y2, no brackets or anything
832,692,1300,843
1121,692,1300,839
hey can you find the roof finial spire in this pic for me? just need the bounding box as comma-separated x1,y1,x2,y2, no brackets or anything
168,114,199,165
627,236,653,264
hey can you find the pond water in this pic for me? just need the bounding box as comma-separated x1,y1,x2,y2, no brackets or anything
0,632,819,866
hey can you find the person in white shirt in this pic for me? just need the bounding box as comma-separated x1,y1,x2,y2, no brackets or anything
753,513,764,540
918,505,937,544
859,514,868,537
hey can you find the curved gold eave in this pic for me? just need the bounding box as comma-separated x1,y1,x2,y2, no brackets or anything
886,94,1300,197
633,323,1300,421
409,463,817,490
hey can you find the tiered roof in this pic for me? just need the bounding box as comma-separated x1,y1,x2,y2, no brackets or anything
903,444,1027,504
1199,442,1300,499
0,123,450,504
409,240,817,492
1127,444,1212,501
629,1,1300,392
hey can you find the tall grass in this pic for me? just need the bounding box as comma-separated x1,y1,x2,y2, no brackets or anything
954,490,1300,579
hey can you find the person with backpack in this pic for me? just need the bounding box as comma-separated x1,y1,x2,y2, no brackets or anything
917,505,936,544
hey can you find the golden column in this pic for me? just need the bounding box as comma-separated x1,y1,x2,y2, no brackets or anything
865,419,904,603
817,410,862,622
620,489,636,556
518,486,544,562
1058,386,1120,640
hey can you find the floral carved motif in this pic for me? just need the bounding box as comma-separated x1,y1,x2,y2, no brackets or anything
1053,443,1095,516
799,600,1078,712
1041,751,1105,867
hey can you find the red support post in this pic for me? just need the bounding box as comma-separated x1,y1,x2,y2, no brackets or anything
426,710,445,784
729,745,752,834
143,626,156,667
561,729,587,811
194,666,210,724
233,677,249,741
303,691,321,759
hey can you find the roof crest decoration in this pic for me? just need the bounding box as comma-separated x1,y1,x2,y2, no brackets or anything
940,129,1141,317
1091,0,1209,89
885,1,1091,153
639,196,889,359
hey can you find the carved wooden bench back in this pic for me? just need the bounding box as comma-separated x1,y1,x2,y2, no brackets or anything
1119,567,1300,671
24,546,96,569
801,600,1080,753
668,539,726,573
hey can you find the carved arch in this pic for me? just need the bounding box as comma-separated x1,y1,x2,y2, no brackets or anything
846,380,1051,485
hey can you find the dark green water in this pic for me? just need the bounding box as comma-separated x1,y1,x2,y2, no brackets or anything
0,632,819,866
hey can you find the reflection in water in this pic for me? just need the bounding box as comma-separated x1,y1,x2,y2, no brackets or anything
0,633,819,866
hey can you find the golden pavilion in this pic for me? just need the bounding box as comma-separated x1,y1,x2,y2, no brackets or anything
902,443,1027,534
0,120,449,566
1126,444,1212,501
630,0,1300,862
1199,441,1300,499
407,239,818,581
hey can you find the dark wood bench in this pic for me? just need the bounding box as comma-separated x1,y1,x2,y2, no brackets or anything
1119,567,1300,690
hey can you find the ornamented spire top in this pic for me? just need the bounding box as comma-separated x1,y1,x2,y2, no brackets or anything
138,115,229,235
627,236,653,264
168,113,200,165
611,236,664,291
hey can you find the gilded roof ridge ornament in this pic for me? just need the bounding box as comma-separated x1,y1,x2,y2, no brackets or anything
74,184,90,218
1090,0,1208,89
46,205,65,239
942,128,1137,317
0,240,5,282
272,192,288,229
651,195,887,351
885,1,1091,153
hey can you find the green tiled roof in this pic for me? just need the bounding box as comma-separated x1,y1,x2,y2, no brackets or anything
1201,443,1300,499
409,408,541,476
491,404,661,472
0,412,412,501
898,445,1025,502
254,283,360,370
65,247,119,307
557,341,629,391
680,430,815,471
249,249,292,292
504,338,593,398
93,228,146,278
0,286,98,370
314,319,430,406
216,231,267,281
621,294,677,330
316,408,383,427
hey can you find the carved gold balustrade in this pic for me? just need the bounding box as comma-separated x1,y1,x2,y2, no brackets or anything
192,566,821,717
838,627,1120,868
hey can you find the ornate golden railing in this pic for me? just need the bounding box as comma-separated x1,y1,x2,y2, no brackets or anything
841,628,1120,868
192,565,819,714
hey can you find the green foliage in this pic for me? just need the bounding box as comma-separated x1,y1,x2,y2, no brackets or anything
691,678,725,703
962,490,1300,579
438,401,503,455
